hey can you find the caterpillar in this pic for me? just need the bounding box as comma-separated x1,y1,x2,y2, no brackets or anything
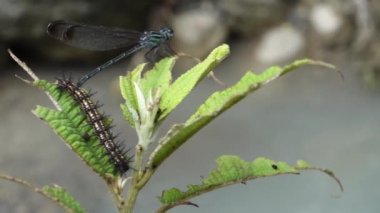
57,78,131,174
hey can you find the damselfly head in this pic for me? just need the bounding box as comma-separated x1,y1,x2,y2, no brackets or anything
160,27,174,40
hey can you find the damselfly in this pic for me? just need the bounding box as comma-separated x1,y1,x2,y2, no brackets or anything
47,20,175,86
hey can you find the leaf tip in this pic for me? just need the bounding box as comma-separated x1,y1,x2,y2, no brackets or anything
211,44,230,61
296,160,311,169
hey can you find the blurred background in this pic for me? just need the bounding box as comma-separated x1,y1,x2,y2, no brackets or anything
1,0,380,212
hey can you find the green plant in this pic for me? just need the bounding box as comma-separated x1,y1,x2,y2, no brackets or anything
2,44,342,213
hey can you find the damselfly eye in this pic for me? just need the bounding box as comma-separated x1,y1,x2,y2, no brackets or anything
161,27,174,38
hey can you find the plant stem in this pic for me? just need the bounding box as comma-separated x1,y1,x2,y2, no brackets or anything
124,185,139,213
124,144,144,213
136,169,154,189
107,181,125,212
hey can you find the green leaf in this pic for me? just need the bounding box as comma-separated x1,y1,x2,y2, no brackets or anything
149,59,333,169
0,175,87,213
296,160,312,169
159,156,297,206
120,63,145,127
42,185,86,213
120,102,138,128
158,44,230,120
158,156,341,211
140,57,175,96
32,80,119,177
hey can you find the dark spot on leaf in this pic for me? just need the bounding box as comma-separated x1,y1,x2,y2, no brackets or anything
82,133,91,141
272,164,278,170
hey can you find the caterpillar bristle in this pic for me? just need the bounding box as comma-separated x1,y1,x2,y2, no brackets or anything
110,134,119,141
95,100,104,108
88,90,97,97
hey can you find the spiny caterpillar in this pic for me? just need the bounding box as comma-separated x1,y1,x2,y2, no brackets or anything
57,78,131,174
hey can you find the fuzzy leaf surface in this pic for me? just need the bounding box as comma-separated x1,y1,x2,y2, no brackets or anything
159,155,341,211
141,57,175,96
159,156,297,205
120,64,145,127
